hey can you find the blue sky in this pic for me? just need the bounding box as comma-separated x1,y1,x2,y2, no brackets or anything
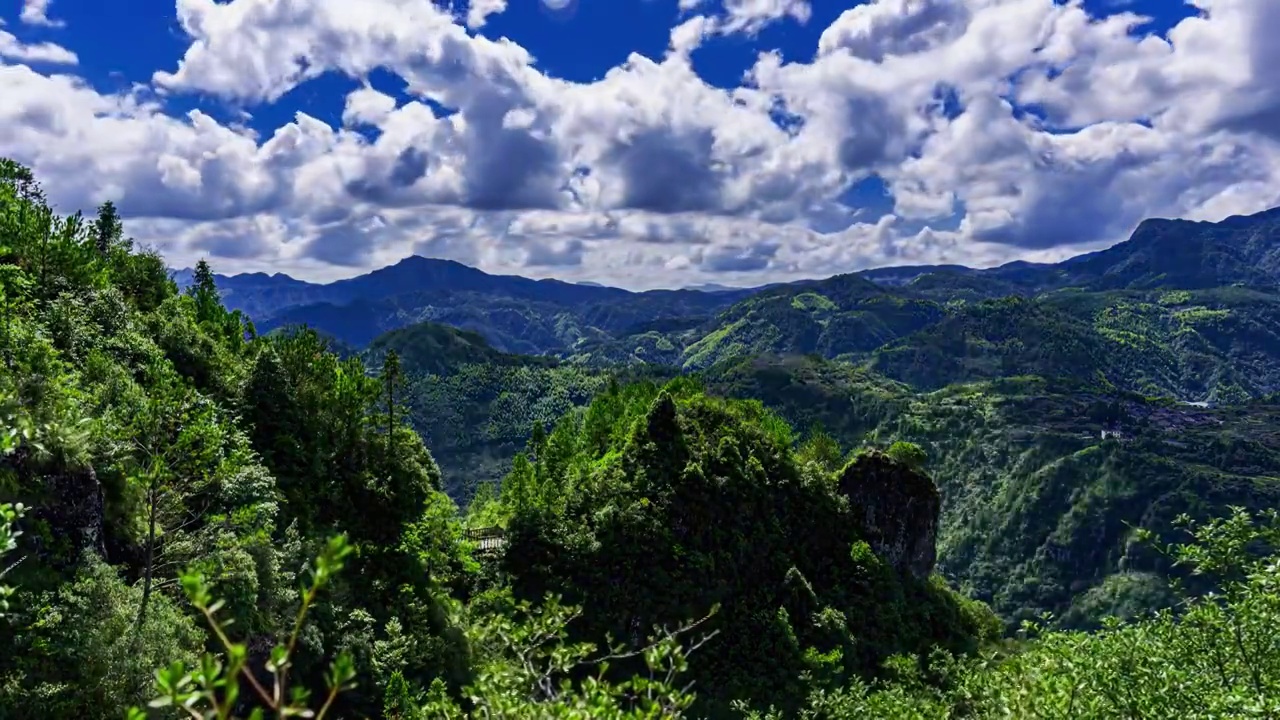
1,0,1274,288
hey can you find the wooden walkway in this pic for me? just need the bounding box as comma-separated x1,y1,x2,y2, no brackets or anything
465,526,506,553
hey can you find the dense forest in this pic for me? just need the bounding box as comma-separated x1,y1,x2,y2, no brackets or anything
4,158,1280,718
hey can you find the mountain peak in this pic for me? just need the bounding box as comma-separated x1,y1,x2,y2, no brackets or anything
1132,204,1280,234
1218,205,1280,229
392,254,466,268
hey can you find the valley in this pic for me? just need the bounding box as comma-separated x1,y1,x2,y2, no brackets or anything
184,205,1280,631
5,158,1280,718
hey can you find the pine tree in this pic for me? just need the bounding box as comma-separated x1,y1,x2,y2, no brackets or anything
382,350,402,464
188,259,219,323
92,201,123,256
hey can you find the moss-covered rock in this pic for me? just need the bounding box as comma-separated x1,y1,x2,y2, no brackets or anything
838,452,939,580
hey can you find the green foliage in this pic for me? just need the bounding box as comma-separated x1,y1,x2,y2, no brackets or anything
795,426,844,476
121,506,1280,720
366,320,545,377
0,159,471,719
137,535,357,720
677,281,942,372
0,502,23,617
493,380,994,716
1159,289,1193,306
3,556,204,718
412,591,713,719
742,509,1280,718
392,355,620,501
885,441,927,470
791,293,837,312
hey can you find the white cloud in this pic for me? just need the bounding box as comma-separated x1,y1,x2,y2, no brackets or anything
341,85,397,126
154,0,535,106
818,0,970,60
677,0,813,48
0,0,1277,289
0,29,76,64
669,15,713,57
466,0,508,29
19,0,64,28
719,0,812,35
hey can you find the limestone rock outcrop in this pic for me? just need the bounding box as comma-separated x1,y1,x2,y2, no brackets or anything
837,451,940,579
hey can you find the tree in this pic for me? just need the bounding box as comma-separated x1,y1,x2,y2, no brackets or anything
134,462,160,639
92,200,123,256
244,346,302,474
135,537,357,720
0,158,44,205
383,350,402,464
797,425,843,474
189,258,219,324
126,385,227,639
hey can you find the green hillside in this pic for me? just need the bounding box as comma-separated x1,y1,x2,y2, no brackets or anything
7,158,1280,718
365,320,548,376
869,289,1280,401
708,357,1280,625
477,379,998,717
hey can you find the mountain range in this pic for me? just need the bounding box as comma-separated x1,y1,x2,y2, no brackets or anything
179,205,1280,404
180,207,1280,308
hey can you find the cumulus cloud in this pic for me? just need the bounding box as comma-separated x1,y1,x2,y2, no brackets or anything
672,0,812,53
19,0,64,28
0,0,1277,288
818,0,970,60
466,0,508,29
669,15,714,57
0,29,76,64
341,85,397,126
719,0,812,36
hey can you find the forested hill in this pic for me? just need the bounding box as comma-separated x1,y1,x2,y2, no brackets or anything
385,322,1280,632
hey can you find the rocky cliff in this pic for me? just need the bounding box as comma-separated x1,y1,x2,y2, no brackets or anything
1,447,105,567
838,452,940,579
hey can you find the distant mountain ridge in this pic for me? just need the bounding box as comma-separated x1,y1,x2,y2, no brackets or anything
576,206,1280,401
854,205,1280,295
175,204,1280,361
175,255,758,321
179,204,1280,306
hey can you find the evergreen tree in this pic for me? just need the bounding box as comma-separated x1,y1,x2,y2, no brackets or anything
383,349,402,464
188,258,219,323
92,200,123,256
244,346,302,478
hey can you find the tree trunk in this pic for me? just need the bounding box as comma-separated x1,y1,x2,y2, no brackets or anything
134,482,157,638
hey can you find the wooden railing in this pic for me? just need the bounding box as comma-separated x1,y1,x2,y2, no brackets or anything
464,526,507,553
